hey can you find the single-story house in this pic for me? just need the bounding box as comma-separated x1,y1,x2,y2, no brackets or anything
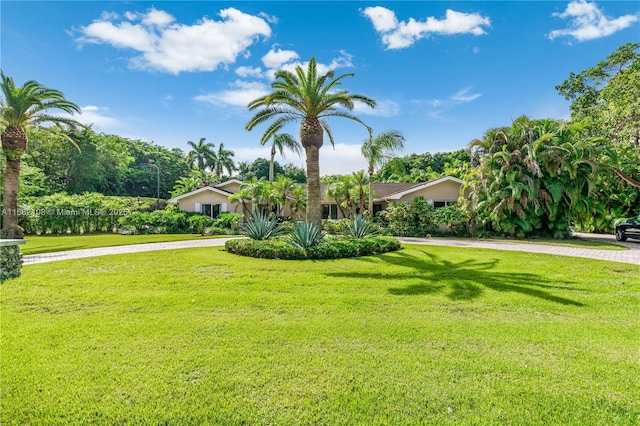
169,176,466,219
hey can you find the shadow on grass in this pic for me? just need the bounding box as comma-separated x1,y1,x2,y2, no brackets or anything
329,249,585,306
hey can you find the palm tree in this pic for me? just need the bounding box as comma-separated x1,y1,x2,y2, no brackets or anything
272,175,298,215
186,137,215,171
263,133,302,183
325,176,355,219
361,130,405,216
1,72,83,238
246,57,376,226
214,142,235,180
290,185,306,221
350,170,369,214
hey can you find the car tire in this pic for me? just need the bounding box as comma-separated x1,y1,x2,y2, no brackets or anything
615,229,627,242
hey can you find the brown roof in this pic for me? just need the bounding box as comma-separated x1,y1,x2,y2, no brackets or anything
318,182,422,203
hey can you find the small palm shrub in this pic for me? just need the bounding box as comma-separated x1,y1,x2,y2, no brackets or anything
287,222,324,249
347,215,378,238
241,211,286,240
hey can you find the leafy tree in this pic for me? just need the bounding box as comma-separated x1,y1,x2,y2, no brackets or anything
350,170,369,214
557,42,640,187
171,176,201,198
325,175,355,219
272,175,298,216
361,130,405,213
375,149,471,182
0,71,84,238
246,57,375,226
282,162,306,183
262,133,302,183
213,142,236,180
186,137,215,171
466,117,612,238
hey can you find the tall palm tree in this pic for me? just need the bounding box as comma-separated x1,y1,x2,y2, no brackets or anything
263,133,302,183
361,130,405,216
186,137,215,171
214,142,235,180
1,72,83,238
246,57,376,226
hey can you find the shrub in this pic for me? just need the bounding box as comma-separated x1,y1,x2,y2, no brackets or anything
287,222,324,249
213,212,243,231
240,211,286,240
322,219,351,235
225,236,401,260
347,215,378,238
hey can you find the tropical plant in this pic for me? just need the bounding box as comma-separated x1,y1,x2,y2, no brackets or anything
287,221,324,249
361,130,405,214
240,211,286,241
246,57,376,226
272,175,299,216
213,142,235,180
465,117,613,237
170,176,201,198
186,137,215,171
1,71,84,238
325,175,355,219
262,133,302,183
347,214,378,238
350,170,369,214
290,185,306,220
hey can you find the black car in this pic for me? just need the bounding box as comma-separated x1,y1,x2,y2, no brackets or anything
615,218,640,241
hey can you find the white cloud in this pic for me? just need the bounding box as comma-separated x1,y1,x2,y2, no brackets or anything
451,88,482,103
277,50,354,76
261,47,299,69
422,87,482,120
235,66,264,78
362,6,491,49
549,0,639,42
75,7,272,74
194,80,269,108
353,99,399,117
70,105,121,130
320,143,368,175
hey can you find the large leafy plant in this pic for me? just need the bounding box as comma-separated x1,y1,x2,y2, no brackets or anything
240,211,286,240
287,221,324,249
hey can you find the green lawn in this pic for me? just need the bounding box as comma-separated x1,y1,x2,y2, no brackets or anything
21,233,227,255
2,245,639,424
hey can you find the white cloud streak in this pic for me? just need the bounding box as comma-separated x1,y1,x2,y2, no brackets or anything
74,105,121,130
361,6,491,49
548,0,639,42
75,7,272,74
193,80,270,108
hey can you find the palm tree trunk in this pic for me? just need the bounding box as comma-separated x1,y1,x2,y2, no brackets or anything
269,146,276,183
613,167,640,188
305,145,322,226
1,154,24,239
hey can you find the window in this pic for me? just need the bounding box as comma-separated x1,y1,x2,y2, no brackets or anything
322,204,338,219
433,201,456,208
201,203,221,218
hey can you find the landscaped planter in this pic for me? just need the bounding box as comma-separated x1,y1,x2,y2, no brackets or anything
0,239,25,282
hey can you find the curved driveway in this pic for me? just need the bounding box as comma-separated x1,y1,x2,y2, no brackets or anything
22,234,640,265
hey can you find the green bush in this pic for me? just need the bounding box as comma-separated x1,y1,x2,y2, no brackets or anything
118,205,190,234
347,215,378,238
288,222,324,249
240,211,286,240
225,236,401,260
322,219,351,235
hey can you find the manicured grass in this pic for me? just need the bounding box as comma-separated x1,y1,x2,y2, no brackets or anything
21,233,226,255
2,245,639,424
477,237,626,250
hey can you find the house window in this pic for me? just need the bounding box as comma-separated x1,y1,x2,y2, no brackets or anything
201,203,221,218
433,201,456,208
373,204,383,215
322,204,338,219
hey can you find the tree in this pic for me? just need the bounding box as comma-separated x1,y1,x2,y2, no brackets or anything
272,175,298,216
557,42,640,187
361,130,405,214
246,57,375,226
1,72,83,238
350,170,369,214
186,137,216,171
213,142,235,180
465,117,612,237
262,133,302,183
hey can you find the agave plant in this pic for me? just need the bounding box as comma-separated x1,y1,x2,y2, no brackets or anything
347,215,378,238
287,221,324,249
240,211,286,240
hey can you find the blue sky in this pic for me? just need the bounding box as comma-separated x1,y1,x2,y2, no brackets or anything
2,1,639,175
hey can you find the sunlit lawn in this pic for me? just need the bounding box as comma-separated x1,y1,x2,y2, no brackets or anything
2,245,639,424
21,233,227,255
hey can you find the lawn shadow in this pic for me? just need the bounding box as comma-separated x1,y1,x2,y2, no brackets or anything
329,249,585,306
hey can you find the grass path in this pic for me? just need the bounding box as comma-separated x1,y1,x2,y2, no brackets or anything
2,245,639,424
